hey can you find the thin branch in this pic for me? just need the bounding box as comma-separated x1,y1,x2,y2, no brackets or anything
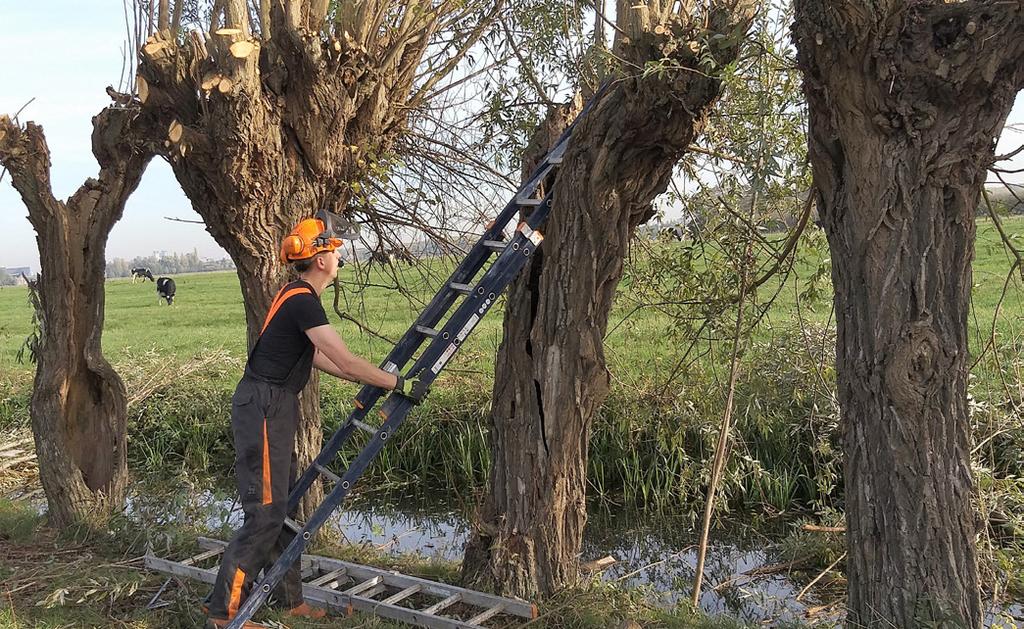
408,1,504,108
171,0,184,34
692,184,759,606
331,278,396,344
499,16,558,108
11,97,36,124
992,143,1024,163
971,189,1024,370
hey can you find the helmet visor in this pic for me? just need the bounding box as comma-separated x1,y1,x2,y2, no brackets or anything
316,209,360,240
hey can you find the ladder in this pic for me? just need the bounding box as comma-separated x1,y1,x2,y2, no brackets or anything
222,90,601,629
146,537,537,628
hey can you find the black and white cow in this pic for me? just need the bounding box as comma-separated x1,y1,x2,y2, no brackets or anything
131,267,155,283
156,277,176,305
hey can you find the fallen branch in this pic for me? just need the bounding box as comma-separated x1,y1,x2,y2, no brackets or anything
796,552,846,601
581,555,618,573
713,558,809,592
801,524,846,533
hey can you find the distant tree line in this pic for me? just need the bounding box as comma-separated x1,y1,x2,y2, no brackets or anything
104,250,236,278
0,268,15,286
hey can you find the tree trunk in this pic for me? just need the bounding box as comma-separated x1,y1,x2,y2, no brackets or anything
134,3,496,519
462,0,756,598
793,2,1024,626
0,107,155,528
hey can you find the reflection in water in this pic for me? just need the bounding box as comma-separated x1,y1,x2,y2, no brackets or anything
132,487,1022,628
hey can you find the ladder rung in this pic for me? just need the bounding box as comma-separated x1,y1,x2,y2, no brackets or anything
345,576,383,596
309,568,347,588
351,419,377,434
363,583,388,599
284,517,303,534
483,240,506,251
381,584,421,605
421,593,461,615
516,197,543,207
467,603,505,626
415,325,439,337
314,463,341,484
181,547,224,566
450,282,473,295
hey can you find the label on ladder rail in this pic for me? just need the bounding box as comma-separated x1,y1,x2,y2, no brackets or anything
431,343,458,374
456,314,480,343
518,223,544,246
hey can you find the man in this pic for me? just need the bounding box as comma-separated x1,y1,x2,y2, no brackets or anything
205,215,425,628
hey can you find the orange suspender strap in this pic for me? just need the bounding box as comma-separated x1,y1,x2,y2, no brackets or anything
259,285,314,335
259,285,288,334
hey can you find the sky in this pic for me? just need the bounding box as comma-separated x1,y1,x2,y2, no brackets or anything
0,1,223,271
1,1,1023,273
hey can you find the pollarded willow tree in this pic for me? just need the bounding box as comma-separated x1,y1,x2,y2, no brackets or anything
131,0,499,513
793,1,1024,626
0,106,160,527
462,0,758,597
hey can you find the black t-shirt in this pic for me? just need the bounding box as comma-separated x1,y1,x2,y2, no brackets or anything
246,280,329,392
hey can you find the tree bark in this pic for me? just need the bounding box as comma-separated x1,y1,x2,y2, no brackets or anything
793,2,1024,626
0,106,156,528
134,2,496,519
462,0,756,598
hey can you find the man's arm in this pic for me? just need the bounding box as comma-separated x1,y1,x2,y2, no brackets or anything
312,349,346,379
306,324,397,389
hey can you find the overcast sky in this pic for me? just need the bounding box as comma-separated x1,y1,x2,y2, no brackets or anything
1,2,1022,272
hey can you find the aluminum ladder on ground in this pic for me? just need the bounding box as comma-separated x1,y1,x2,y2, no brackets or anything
146,537,537,628
216,87,604,629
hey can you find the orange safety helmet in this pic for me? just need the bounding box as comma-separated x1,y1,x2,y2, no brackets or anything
279,210,358,264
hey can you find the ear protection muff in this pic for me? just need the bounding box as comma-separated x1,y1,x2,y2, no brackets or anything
280,234,305,264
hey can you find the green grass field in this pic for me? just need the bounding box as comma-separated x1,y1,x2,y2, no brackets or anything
2,218,1022,386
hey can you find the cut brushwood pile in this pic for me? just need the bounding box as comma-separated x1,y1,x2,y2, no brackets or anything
0,350,239,503
0,431,40,501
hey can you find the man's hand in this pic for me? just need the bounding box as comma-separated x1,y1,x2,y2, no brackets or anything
394,374,430,404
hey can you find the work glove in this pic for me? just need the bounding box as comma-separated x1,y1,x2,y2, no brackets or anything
394,374,430,404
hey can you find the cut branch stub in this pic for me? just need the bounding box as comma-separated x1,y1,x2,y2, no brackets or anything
137,75,150,104
167,119,183,143
164,120,209,158
201,73,222,91
142,40,169,57
229,40,257,59
141,36,174,66
217,77,233,94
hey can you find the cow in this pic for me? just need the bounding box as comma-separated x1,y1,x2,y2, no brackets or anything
390,246,415,265
368,250,393,266
368,247,415,267
156,277,176,305
659,225,686,242
131,267,155,283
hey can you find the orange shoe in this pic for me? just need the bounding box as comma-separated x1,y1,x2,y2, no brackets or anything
286,602,327,619
205,616,265,628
